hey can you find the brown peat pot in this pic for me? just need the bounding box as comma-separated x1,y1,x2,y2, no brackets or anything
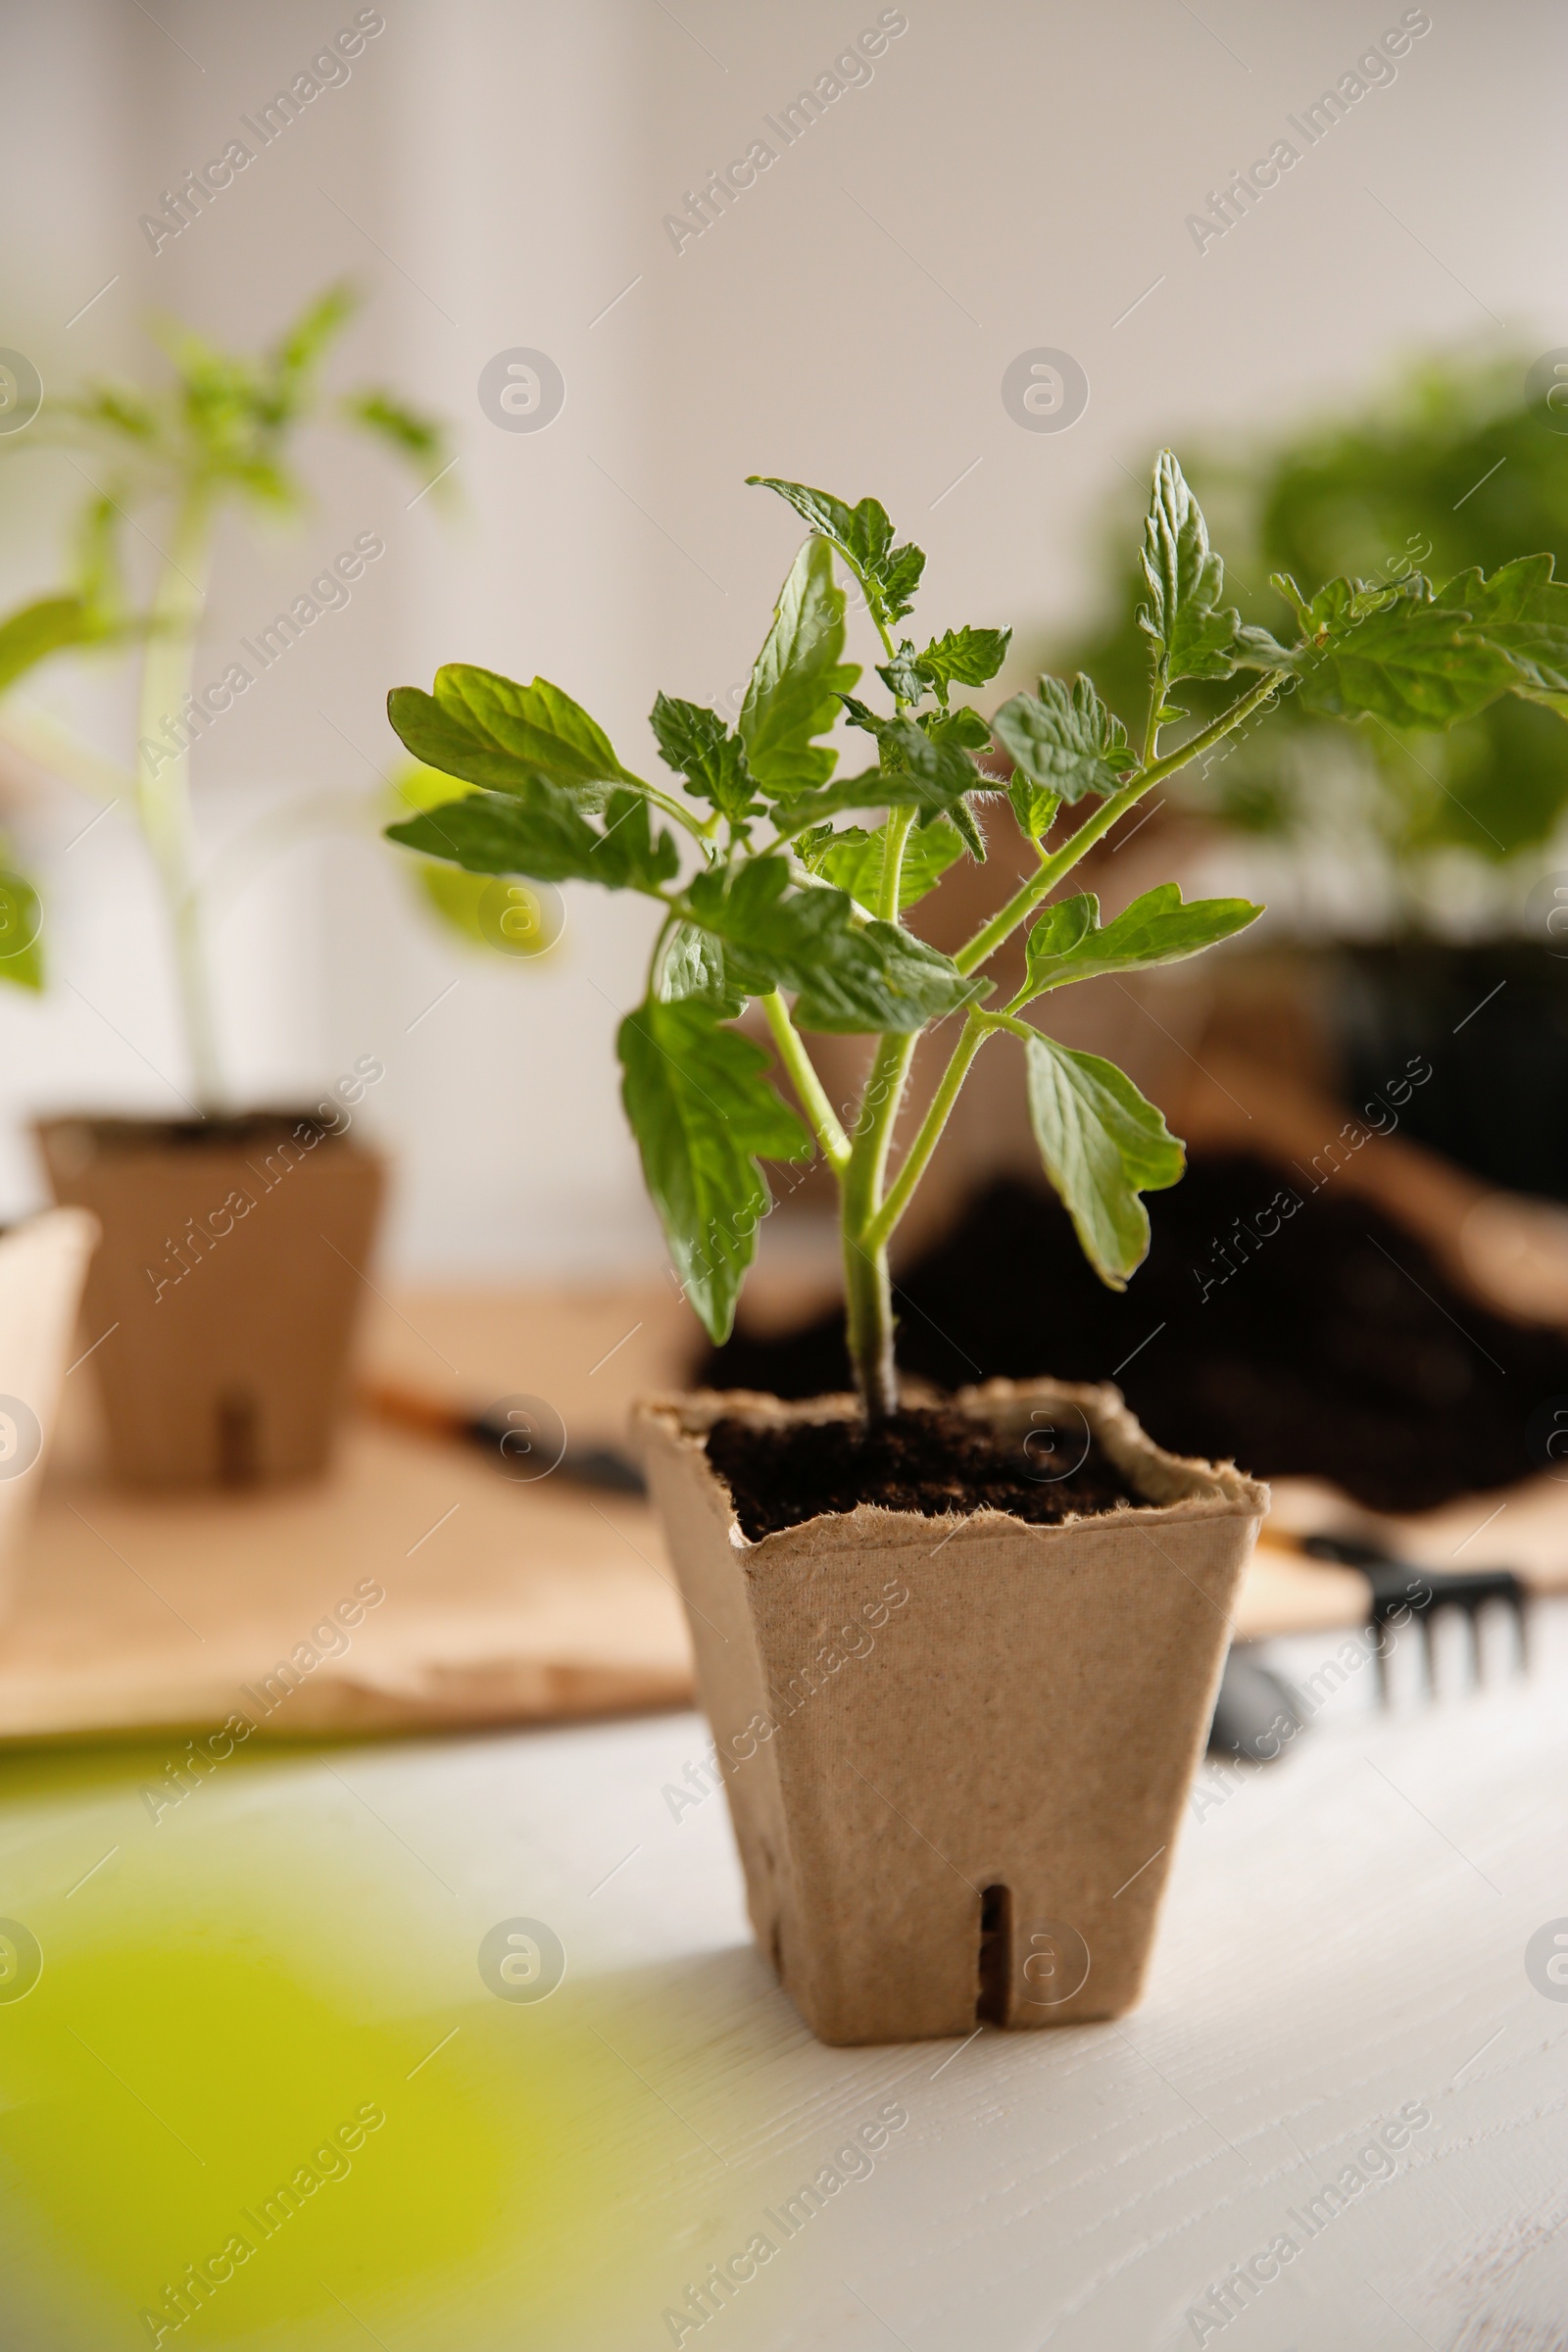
637,1379,1267,2047
37,1112,384,1490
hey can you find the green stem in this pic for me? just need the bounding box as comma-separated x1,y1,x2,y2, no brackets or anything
842,1224,898,1421
954,669,1283,979
760,991,851,1171
136,493,220,1111
1140,657,1164,769
877,803,915,922
863,1010,994,1252
635,777,719,847
794,554,920,1414
840,1027,916,1419
0,706,134,806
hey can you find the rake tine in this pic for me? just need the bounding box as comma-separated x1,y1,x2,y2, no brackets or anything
1298,1534,1529,1701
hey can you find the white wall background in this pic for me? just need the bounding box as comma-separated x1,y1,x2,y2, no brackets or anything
0,0,1562,1275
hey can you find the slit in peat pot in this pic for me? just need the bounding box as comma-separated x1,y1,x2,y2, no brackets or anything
218,1388,258,1486
977,1883,1012,2025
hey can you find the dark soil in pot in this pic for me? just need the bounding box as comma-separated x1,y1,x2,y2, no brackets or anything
701,1152,1568,1514
705,1403,1142,1539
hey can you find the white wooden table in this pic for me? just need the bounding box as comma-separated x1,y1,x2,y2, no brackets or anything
0,1606,1564,2350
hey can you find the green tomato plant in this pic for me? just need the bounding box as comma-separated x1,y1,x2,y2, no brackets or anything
385,454,1568,1419
1065,354,1568,889
0,285,445,1102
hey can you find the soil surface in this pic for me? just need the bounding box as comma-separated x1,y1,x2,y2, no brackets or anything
705,1404,1142,1541
60,1110,346,1152
699,1153,1568,1515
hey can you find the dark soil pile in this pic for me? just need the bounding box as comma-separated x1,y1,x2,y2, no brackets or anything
706,1404,1141,1541
699,1154,1568,1514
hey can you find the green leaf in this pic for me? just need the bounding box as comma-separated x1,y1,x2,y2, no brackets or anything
1139,451,1291,684
740,536,860,796
0,868,42,992
876,711,983,800
1292,574,1520,729
771,710,984,835
1437,554,1568,707
944,798,988,859
391,759,480,813
594,789,685,890
1008,774,1061,844
837,692,884,737
875,641,927,705
389,763,487,946
914,625,1011,702
747,477,926,629
385,782,677,892
650,692,757,821
801,814,965,910
617,996,811,1342
1023,883,1262,996
658,921,745,1014
0,596,96,695
345,389,447,473
273,282,357,382
1023,1035,1184,1289
386,666,643,805
991,673,1135,805
682,856,984,1032
414,862,497,950
922,704,993,755
768,767,907,832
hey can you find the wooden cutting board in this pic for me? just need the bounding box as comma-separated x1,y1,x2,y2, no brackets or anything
2,1273,1563,1743
0,1283,700,1742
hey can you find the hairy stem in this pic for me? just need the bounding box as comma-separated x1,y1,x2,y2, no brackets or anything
1140,652,1164,769
877,803,916,922
864,1010,994,1251
954,669,1283,979
760,991,851,1171
841,1027,916,1418
638,777,720,847
842,1225,898,1421
136,493,220,1111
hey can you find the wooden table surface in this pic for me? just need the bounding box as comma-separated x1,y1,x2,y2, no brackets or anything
0,1600,1563,2349
5,1279,1566,1744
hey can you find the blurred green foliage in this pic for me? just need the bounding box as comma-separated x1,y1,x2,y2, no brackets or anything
1061,353,1568,881
388,759,495,947
42,282,443,545
0,286,448,1020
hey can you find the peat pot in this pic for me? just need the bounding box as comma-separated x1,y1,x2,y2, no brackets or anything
636,1379,1267,2047
38,1112,385,1490
0,1207,100,1620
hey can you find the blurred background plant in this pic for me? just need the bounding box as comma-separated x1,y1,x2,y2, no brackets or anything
1061,348,1568,939
0,283,448,1104
386,761,569,961
1054,349,1568,1200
